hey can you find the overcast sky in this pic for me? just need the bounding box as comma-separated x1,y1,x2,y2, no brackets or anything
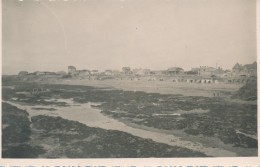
2,0,256,74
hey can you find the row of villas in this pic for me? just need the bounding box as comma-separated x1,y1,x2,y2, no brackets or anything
66,66,215,77
18,71,67,77
67,62,257,78
165,62,257,78
17,62,257,84
68,66,116,77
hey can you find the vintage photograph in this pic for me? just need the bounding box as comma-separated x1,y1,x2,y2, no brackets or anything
2,0,257,158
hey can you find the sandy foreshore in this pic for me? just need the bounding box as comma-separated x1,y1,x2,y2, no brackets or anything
46,78,241,97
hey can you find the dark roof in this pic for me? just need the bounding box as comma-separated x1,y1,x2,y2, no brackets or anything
233,63,242,69
233,62,257,70
244,62,257,70
68,66,76,69
167,67,184,71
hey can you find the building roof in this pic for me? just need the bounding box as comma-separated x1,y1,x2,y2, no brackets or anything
68,66,76,69
167,67,184,71
244,61,257,70
232,63,242,69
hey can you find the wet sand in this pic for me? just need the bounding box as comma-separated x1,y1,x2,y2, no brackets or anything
49,79,241,97
5,99,238,157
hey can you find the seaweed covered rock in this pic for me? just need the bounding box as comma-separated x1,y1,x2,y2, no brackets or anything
2,102,46,158
2,103,31,144
31,115,207,158
232,81,257,101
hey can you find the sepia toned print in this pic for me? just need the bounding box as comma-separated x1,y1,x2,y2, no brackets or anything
2,0,257,158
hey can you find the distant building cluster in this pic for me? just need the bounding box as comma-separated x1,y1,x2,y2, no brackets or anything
18,70,66,77
232,62,257,77
17,62,257,84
